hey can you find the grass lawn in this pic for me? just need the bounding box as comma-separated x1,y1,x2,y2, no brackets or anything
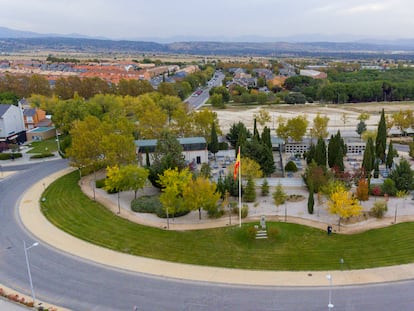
27,137,59,154
41,171,414,271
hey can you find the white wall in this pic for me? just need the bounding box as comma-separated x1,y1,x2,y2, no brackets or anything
0,105,25,138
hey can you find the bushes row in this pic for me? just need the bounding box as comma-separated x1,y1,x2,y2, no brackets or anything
30,152,55,159
0,152,22,160
131,195,189,218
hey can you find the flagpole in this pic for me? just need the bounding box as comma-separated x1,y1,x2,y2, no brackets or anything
238,147,242,227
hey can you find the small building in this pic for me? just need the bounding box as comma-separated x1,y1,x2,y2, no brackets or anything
0,104,26,144
135,137,208,166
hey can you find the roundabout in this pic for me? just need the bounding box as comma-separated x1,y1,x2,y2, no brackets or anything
2,159,414,310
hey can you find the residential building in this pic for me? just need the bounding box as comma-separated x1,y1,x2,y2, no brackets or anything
0,104,26,143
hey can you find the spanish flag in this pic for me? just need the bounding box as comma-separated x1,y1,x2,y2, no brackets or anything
233,147,240,180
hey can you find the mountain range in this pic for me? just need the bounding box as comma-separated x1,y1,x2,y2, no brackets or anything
1,26,414,57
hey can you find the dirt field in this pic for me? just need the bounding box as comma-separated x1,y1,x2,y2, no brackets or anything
212,102,414,133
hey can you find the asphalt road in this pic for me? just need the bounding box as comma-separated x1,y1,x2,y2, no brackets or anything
1,160,414,310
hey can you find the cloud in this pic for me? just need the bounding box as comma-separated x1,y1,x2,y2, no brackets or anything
342,3,389,14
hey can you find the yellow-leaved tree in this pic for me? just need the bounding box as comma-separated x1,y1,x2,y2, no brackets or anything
182,176,221,220
158,168,192,228
328,184,362,227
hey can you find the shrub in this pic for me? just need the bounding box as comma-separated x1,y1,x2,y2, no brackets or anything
268,227,280,239
0,152,22,160
95,178,106,188
233,204,249,218
370,185,383,196
207,205,225,218
381,178,397,196
246,226,257,240
131,195,161,214
30,152,54,159
369,200,388,218
285,160,298,172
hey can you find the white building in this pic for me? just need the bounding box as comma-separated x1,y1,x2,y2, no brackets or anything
135,137,208,167
0,104,26,143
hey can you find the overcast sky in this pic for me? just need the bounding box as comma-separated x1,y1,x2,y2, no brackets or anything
0,0,413,41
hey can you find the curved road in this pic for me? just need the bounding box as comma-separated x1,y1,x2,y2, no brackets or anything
1,160,414,310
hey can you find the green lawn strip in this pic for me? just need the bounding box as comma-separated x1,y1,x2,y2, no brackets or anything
41,171,414,271
27,138,58,154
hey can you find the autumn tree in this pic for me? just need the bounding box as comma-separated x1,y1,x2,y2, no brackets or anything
355,178,369,201
117,164,149,199
310,113,329,139
228,156,263,180
253,108,271,128
392,109,413,136
158,168,193,228
182,176,221,219
104,165,127,214
328,184,362,226
277,115,309,142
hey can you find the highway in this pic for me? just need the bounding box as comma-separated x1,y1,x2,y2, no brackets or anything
1,161,414,310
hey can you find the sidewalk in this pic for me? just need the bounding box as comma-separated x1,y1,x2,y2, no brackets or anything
17,168,414,288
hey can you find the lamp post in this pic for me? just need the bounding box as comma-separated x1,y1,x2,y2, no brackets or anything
326,274,334,310
24,241,39,308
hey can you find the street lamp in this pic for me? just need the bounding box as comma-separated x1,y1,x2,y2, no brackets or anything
24,241,39,308
326,274,334,310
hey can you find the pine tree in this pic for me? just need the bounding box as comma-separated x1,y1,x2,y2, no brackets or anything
261,179,269,196
307,182,314,214
261,126,272,150
243,177,256,202
376,108,387,162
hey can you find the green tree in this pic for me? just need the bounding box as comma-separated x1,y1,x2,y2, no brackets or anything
386,142,397,169
261,179,269,196
314,137,327,167
208,122,219,158
356,120,367,138
243,177,257,202
273,183,287,210
210,93,224,108
287,115,309,141
362,137,375,177
389,158,414,191
118,164,149,199
226,122,251,148
327,131,346,171
307,182,314,214
148,131,186,188
104,165,128,213
376,108,387,161
66,116,105,171
392,110,413,136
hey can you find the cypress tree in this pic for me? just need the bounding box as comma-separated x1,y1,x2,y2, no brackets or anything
386,141,396,169
327,134,336,168
315,137,327,167
261,126,272,150
209,122,219,159
362,137,374,177
307,182,314,214
376,108,387,162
